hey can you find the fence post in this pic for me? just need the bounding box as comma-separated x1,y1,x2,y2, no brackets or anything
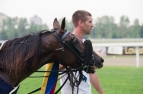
136,46,140,68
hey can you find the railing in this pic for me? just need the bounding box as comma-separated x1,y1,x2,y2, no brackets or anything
92,42,143,68
90,38,143,43
1,40,143,68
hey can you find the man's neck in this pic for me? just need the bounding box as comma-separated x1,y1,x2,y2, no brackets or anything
73,28,85,40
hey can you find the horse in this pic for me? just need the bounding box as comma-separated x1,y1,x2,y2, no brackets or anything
0,18,103,94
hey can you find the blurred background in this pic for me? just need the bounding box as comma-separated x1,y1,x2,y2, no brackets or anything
0,0,143,94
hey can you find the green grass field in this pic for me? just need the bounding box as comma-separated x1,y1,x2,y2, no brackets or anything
17,66,143,94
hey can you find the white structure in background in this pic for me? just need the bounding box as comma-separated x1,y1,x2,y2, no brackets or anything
30,15,42,25
90,38,143,43
107,46,123,55
0,39,143,68
92,43,143,68
0,12,9,30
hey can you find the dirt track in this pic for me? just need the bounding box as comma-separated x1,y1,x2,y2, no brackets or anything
103,57,143,66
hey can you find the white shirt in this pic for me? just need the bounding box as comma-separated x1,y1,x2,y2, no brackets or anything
60,71,92,94
60,39,92,94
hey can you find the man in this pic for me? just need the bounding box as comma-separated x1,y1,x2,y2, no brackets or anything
60,10,104,94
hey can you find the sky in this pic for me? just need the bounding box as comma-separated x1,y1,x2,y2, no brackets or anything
0,0,143,29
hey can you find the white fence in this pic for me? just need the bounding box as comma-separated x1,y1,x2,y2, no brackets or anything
92,42,143,68
0,40,6,42
1,40,143,68
90,38,143,43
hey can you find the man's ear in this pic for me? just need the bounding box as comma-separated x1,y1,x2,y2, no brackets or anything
53,18,61,30
61,17,65,32
78,20,83,27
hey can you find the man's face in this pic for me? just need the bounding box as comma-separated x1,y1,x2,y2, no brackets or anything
81,16,93,35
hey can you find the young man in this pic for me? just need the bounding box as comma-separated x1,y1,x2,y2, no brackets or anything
60,10,104,94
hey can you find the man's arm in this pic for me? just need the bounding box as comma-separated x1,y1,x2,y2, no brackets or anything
59,64,65,70
90,72,104,94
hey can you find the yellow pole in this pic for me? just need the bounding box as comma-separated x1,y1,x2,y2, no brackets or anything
40,63,54,94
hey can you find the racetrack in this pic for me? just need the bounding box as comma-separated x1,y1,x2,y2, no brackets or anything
103,57,143,66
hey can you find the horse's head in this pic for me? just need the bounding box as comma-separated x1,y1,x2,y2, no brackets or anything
40,18,85,67
92,51,104,68
53,18,85,67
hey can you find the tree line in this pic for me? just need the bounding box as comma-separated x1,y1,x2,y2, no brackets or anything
0,16,143,40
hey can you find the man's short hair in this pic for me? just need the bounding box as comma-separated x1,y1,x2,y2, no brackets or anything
72,10,92,27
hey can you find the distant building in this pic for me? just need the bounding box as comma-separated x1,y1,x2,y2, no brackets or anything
0,12,9,30
30,15,42,25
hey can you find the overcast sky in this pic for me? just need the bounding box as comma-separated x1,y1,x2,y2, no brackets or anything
0,0,143,29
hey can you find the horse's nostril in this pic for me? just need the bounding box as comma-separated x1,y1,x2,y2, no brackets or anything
101,58,104,63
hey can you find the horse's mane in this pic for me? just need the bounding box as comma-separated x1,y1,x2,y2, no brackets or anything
0,30,51,79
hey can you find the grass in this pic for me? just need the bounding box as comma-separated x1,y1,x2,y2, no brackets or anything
94,66,143,94
17,66,143,94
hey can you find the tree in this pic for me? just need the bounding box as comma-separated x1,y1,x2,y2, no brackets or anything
129,19,141,38
0,17,50,40
0,17,17,39
0,16,142,40
140,24,143,38
119,15,130,38
42,23,49,30
94,16,116,38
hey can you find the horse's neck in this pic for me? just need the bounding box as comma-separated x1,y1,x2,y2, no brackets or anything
0,69,34,87
7,55,54,87
0,33,57,87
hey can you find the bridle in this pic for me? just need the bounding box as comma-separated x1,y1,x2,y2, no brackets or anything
53,29,85,66
28,29,95,94
53,29,86,94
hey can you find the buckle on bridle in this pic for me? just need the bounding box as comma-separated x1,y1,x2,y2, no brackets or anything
55,47,64,51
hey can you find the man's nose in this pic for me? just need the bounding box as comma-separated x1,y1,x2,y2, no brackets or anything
91,23,94,27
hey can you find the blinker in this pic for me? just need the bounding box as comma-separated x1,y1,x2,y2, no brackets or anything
83,39,95,73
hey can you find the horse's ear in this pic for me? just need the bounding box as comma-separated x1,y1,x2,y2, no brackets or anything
61,17,65,32
53,18,61,30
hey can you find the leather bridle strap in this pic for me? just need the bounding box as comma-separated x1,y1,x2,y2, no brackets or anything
62,41,84,62
54,76,68,94
28,72,66,78
53,31,85,63
61,31,70,40
28,88,41,94
28,73,69,94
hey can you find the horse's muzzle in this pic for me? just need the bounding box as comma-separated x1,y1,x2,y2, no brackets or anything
95,57,104,69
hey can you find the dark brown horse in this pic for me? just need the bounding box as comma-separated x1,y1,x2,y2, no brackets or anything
0,18,103,93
